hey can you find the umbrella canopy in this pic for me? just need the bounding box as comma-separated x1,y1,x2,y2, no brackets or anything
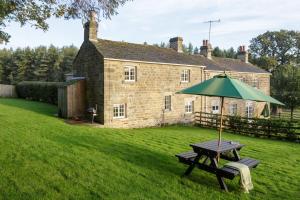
177,74,284,105
177,73,284,162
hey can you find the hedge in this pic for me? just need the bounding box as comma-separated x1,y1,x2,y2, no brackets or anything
195,112,300,142
16,81,62,105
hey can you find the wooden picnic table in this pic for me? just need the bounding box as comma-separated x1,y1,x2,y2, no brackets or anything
176,140,259,192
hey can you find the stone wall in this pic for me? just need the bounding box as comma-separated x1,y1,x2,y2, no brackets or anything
103,59,205,128
72,41,270,127
204,70,270,118
73,41,105,123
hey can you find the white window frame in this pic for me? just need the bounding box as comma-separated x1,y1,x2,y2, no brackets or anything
113,104,126,119
211,100,220,114
124,66,136,82
185,100,194,114
229,103,238,116
245,101,254,118
252,78,259,89
164,95,172,111
181,69,190,83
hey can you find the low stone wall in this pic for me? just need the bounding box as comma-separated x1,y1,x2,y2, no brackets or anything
0,84,17,97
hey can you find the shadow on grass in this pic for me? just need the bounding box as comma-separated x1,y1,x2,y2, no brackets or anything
0,98,57,117
48,133,232,191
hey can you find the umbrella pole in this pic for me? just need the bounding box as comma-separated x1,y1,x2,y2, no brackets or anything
217,97,225,162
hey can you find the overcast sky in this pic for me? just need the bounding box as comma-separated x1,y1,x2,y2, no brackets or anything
2,0,300,50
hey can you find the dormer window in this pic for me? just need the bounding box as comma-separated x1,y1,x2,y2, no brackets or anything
181,69,190,82
124,66,136,82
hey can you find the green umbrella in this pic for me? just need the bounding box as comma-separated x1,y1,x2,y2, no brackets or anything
177,74,284,161
261,103,270,117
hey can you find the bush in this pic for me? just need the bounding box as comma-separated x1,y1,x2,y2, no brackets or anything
223,113,299,141
16,81,62,105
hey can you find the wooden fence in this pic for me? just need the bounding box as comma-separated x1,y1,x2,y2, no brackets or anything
271,110,300,121
0,84,17,97
194,112,300,142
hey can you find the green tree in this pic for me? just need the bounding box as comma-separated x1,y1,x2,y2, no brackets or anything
59,45,78,81
249,30,299,66
193,46,199,54
0,0,131,42
187,43,193,55
271,65,300,119
249,30,300,117
224,47,236,59
212,47,224,57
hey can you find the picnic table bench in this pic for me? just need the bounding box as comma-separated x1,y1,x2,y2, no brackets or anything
176,140,259,192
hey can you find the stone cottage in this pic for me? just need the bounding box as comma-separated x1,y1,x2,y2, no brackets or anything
69,14,270,128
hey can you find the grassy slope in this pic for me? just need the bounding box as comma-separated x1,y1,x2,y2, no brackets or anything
0,98,299,200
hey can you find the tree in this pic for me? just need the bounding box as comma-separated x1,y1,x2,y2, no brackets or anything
0,0,132,42
194,46,199,54
0,45,78,84
271,64,300,119
187,43,193,55
250,56,277,71
250,30,300,118
182,44,189,54
212,47,224,57
160,42,166,48
224,47,236,59
249,30,299,67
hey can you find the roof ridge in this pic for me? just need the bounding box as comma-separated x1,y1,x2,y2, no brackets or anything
97,38,173,51
91,38,269,74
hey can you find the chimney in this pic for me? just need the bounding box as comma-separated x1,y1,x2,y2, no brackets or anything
237,45,248,63
200,40,212,59
84,11,98,41
169,37,183,53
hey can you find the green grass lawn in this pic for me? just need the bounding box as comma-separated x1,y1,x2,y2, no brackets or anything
0,98,299,200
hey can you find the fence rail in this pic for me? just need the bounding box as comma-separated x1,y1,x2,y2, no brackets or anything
0,84,17,97
271,112,300,120
194,112,300,142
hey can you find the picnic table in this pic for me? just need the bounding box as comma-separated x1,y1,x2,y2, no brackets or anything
176,140,259,192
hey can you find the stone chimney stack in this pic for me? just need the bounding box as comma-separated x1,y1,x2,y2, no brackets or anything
200,40,212,59
169,37,183,53
84,11,98,41
237,45,248,63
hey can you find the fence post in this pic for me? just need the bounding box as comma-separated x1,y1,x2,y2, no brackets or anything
267,121,271,138
199,112,202,127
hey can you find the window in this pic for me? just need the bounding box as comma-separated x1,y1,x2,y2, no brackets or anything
113,104,126,118
181,69,190,82
185,101,194,113
164,95,171,111
252,78,259,89
239,77,245,83
211,100,219,114
229,103,238,116
124,66,136,81
245,101,254,118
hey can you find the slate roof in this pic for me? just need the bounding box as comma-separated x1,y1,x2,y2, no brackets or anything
92,39,221,68
91,39,269,74
211,57,269,74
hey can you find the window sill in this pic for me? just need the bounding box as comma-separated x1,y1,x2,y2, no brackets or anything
123,80,136,84
113,117,126,120
185,112,193,115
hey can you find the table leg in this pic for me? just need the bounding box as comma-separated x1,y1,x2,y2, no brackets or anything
183,155,202,176
211,157,229,192
233,149,241,161
216,175,228,192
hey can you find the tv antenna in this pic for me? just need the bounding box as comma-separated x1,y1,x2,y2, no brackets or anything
204,19,221,42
